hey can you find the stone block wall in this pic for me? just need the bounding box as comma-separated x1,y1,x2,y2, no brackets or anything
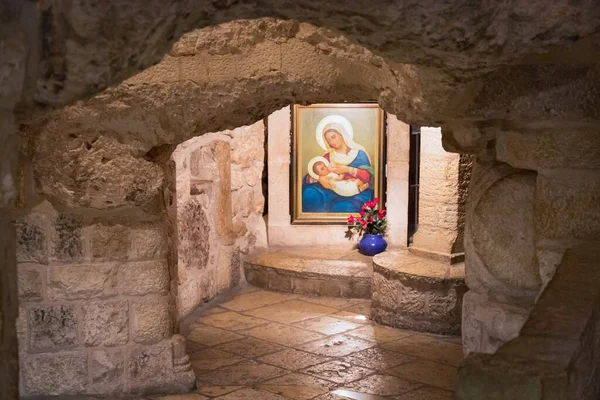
171,122,267,321
13,201,194,396
411,127,472,262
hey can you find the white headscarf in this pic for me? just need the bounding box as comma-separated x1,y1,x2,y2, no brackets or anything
315,115,371,166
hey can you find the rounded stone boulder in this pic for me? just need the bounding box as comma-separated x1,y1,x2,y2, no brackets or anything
371,250,467,335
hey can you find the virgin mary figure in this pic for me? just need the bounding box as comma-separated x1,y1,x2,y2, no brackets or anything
302,115,375,212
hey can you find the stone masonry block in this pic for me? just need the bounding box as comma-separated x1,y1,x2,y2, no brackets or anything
21,352,88,396
81,300,129,347
535,171,600,241
51,213,84,261
118,260,170,295
128,341,173,393
131,295,173,344
129,221,167,260
17,266,43,301
372,272,399,311
89,350,125,395
91,220,130,261
15,212,48,264
17,307,28,353
47,263,117,300
29,305,78,351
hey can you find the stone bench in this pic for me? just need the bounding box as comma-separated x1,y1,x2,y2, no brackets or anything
244,247,372,298
371,250,467,335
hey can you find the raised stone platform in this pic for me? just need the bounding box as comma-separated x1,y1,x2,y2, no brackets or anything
371,250,467,335
244,246,372,298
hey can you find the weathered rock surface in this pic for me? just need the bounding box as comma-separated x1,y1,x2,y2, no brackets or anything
14,213,48,264
51,213,84,261
47,264,117,300
80,300,129,347
131,295,173,344
21,352,88,396
89,350,125,395
17,266,43,301
29,305,78,351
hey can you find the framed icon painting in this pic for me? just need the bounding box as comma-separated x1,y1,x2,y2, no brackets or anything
291,103,386,224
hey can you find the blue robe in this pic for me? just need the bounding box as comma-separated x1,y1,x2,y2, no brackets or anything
302,150,374,213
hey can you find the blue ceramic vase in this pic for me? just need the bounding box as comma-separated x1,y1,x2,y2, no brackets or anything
359,234,387,256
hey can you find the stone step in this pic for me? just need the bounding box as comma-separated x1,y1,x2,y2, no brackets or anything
243,246,373,298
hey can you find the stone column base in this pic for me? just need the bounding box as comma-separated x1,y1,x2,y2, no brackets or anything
371,250,467,335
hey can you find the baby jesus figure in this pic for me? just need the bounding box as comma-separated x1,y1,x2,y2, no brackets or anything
308,157,369,197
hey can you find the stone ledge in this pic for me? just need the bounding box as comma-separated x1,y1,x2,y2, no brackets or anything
371,250,466,335
408,246,465,265
244,247,372,298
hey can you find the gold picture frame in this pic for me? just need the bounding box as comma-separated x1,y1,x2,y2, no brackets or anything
291,103,386,224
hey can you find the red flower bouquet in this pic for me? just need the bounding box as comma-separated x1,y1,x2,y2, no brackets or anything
347,198,388,238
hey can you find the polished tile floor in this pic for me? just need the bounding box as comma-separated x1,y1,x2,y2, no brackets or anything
162,286,463,400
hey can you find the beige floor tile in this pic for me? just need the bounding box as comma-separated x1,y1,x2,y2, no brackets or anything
244,322,325,346
346,325,413,344
296,334,375,357
261,372,335,387
333,310,372,325
216,337,286,358
237,284,262,294
221,291,294,312
200,311,268,331
214,387,290,399
152,394,208,400
197,360,287,386
300,360,374,384
259,372,334,399
311,394,355,400
196,385,243,397
199,306,228,316
244,300,338,324
294,316,362,335
345,374,423,397
389,360,457,391
259,348,333,370
190,348,244,373
186,340,205,354
440,336,463,345
381,335,464,367
343,302,372,315
260,385,330,400
339,347,415,371
393,386,455,400
187,325,244,347
299,296,371,310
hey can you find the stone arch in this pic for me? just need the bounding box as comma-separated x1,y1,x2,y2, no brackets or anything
21,18,441,211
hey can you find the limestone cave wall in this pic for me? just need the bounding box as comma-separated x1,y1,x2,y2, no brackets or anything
170,122,266,321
